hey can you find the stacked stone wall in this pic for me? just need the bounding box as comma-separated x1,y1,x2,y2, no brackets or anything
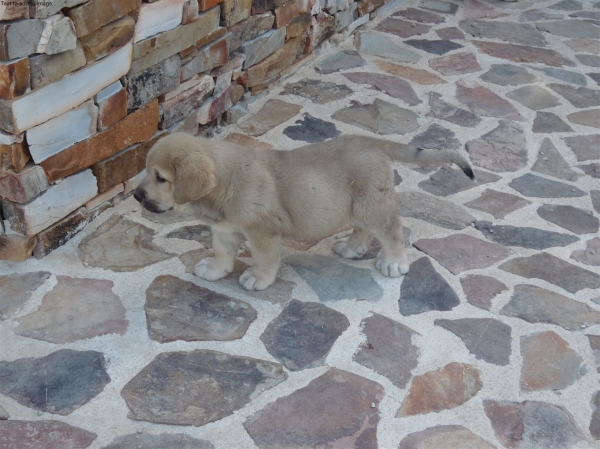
0,0,395,260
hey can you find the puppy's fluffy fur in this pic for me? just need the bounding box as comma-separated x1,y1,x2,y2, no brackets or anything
135,133,473,290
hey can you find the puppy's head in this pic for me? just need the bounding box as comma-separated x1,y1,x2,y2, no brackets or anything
134,133,217,213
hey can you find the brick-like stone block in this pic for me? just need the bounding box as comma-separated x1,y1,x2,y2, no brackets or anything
0,41,132,134
95,80,121,102
0,3,29,20
274,0,313,28
27,100,99,164
85,183,123,210
33,203,112,259
80,16,135,63
134,0,184,42
168,108,202,133
0,57,30,99
0,130,23,145
335,3,358,31
183,0,201,23
67,0,141,37
198,83,244,124
305,12,336,53
29,0,88,19
40,100,159,182
287,12,312,38
244,36,305,87
0,233,35,261
127,54,181,110
181,34,229,81
180,28,227,59
221,0,252,27
92,130,166,192
98,86,128,131
132,6,220,73
228,12,274,51
200,0,225,10
36,14,78,55
29,41,86,89
0,164,48,203
0,140,29,173
211,52,245,76
252,0,286,14
160,75,214,129
358,0,384,16
242,28,286,69
3,169,98,236
0,19,45,60
213,70,232,97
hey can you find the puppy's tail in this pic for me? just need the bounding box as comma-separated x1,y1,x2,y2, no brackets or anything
384,143,475,180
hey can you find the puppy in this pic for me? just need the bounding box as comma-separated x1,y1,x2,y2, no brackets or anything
134,133,473,290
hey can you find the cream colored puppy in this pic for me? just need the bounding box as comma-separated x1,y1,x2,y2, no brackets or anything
134,133,473,290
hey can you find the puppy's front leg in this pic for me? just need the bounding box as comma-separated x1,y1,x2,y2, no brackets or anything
240,231,282,291
194,229,244,281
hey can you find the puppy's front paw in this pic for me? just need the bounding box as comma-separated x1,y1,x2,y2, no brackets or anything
375,253,409,277
194,257,231,281
333,240,367,259
239,267,274,291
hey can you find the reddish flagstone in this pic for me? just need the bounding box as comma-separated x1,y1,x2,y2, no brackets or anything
484,400,583,448
0,271,50,320
465,120,527,172
464,189,531,219
398,363,483,416
14,276,128,343
354,313,419,388
460,274,508,310
456,81,524,121
399,425,496,448
342,72,421,106
520,330,584,392
473,41,575,67
429,52,482,75
244,368,383,448
121,350,287,426
0,420,96,449
238,99,302,136
414,234,512,275
464,0,507,20
501,284,600,330
376,60,446,85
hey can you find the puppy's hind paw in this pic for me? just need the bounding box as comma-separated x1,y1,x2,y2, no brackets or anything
239,267,274,291
194,257,231,281
333,240,367,259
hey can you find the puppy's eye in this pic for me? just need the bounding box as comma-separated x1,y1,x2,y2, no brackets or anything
156,173,167,183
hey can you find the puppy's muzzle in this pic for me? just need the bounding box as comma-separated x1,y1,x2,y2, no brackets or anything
133,188,145,204
133,188,166,214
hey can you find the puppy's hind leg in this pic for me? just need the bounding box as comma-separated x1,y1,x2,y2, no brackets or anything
333,227,372,259
371,215,409,277
240,231,282,291
195,229,244,281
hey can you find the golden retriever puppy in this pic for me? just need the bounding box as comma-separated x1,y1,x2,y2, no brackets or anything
134,133,473,290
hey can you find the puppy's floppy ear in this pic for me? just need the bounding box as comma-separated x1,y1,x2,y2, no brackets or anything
173,152,217,204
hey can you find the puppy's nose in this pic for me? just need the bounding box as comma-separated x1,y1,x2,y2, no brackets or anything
133,188,145,203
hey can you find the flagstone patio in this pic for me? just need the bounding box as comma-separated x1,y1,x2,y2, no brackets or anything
1,0,599,447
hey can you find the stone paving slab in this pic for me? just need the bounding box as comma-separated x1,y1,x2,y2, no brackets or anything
1,0,600,448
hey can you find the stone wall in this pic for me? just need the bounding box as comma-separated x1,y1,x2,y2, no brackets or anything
0,0,391,261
